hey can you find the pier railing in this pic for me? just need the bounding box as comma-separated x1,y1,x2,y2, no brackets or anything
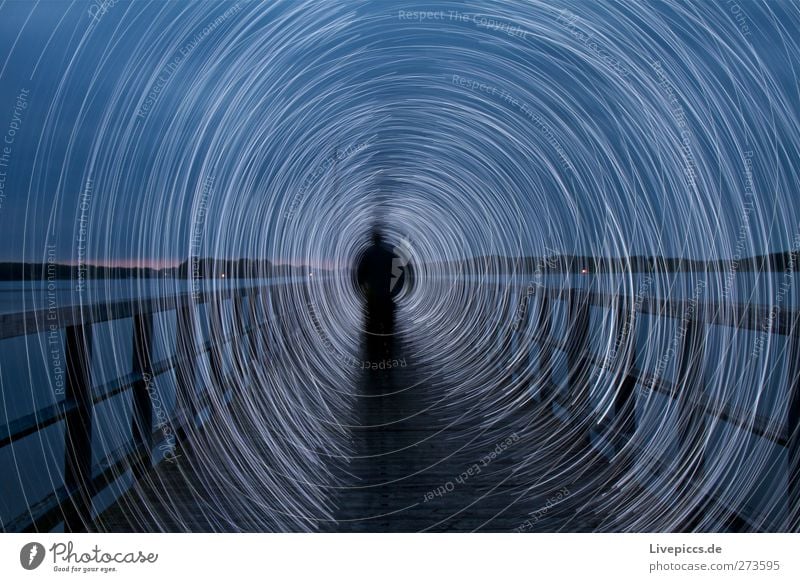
0,282,282,532
1,274,797,532
507,283,799,531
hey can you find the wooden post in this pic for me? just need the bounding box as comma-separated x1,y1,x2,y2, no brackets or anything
537,291,553,404
267,286,279,353
498,283,513,383
175,297,198,430
130,311,154,478
260,285,275,353
611,295,640,473
567,289,591,443
676,313,706,509
250,288,263,362
233,290,249,366
264,287,273,350
513,284,535,390
62,323,94,532
207,299,227,405
509,290,520,384
787,313,800,527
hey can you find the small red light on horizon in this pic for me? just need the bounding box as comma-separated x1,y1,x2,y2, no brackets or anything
581,268,588,274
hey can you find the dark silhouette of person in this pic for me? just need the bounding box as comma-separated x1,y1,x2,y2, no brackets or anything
356,228,413,360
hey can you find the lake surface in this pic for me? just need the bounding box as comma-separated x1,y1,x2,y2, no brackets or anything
1,269,796,315
0,276,298,314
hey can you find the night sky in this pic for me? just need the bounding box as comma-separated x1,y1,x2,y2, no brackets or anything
2,0,800,538
0,0,798,267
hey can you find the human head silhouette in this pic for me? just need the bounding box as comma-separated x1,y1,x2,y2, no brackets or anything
370,227,384,247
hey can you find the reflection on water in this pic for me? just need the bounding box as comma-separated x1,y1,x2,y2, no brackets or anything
1,269,797,315
0,277,293,314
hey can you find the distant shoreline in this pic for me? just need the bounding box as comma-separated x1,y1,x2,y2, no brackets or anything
0,258,318,281
441,250,800,274
1,250,797,281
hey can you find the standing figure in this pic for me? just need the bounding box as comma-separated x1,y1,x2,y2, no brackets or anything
357,229,396,346
356,227,415,360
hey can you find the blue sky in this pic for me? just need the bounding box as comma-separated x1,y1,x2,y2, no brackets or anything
0,0,798,266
